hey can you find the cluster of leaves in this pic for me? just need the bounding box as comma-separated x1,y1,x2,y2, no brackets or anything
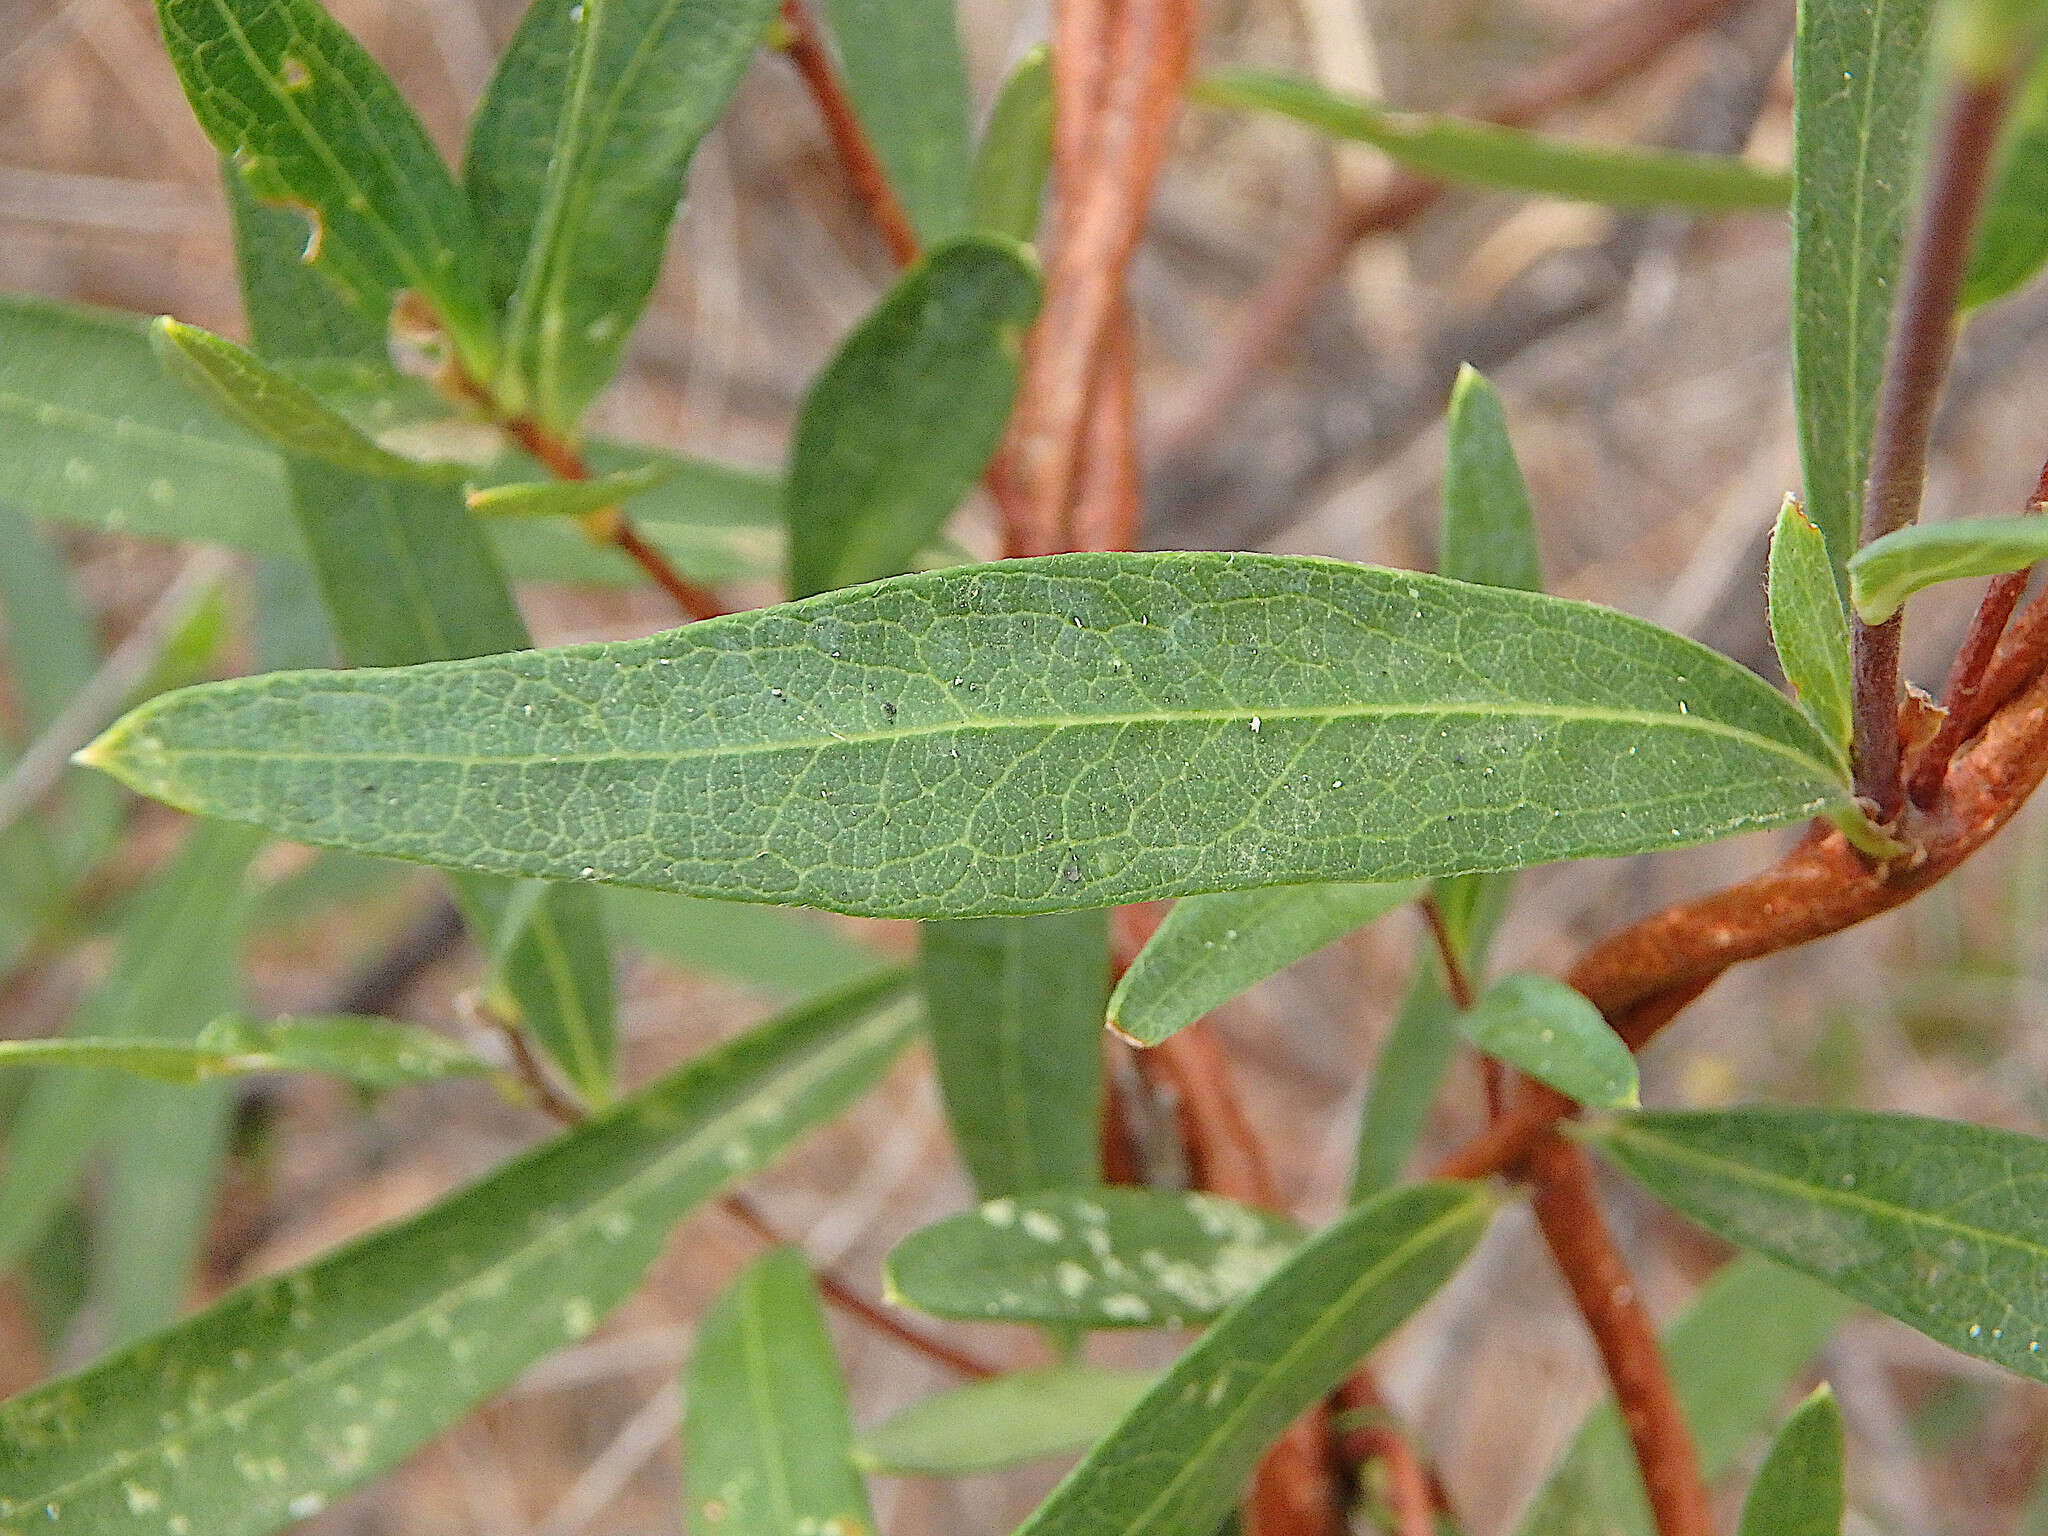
2,0,2048,1531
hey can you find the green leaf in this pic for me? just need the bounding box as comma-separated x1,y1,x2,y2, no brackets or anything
464,0,782,429
1737,1386,1846,1536
82,553,1853,919
786,238,1040,598
95,1077,237,1347
923,912,1108,1197
1769,496,1855,761
465,461,677,519
683,1247,875,1536
1108,882,1415,1048
1011,1182,1492,1536
1441,366,1544,593
1459,973,1636,1109
1963,48,2048,308
818,0,973,244
151,319,453,482
972,47,1053,241
1847,514,2048,623
1513,1254,1850,1536
1791,0,1938,574
603,888,891,998
884,1187,1300,1329
1585,1108,2048,1384
856,1364,1156,1475
0,970,918,1536
1196,71,1793,210
0,1016,492,1089
154,0,498,373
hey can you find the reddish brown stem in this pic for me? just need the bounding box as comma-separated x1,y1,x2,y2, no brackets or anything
482,1008,590,1127
777,0,922,268
1417,894,1477,1011
1071,306,1143,553
1332,1376,1448,1536
1852,74,2019,815
1528,1138,1710,1536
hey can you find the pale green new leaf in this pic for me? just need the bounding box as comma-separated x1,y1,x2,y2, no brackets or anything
82,553,1852,919
0,971,918,1536
465,0,782,428
820,0,973,243
1770,496,1855,761
1962,45,2048,309
466,461,676,519
1107,882,1415,1048
1513,1254,1850,1536
856,1365,1155,1475
1012,1182,1492,1536
1459,973,1637,1109
683,1247,874,1536
885,1188,1299,1329
151,319,453,482
1738,1387,1846,1536
0,1015,493,1089
786,238,1040,598
922,912,1108,1197
1587,1108,2048,1383
1848,514,2048,623
972,47,1053,241
1441,366,1544,593
1791,0,1937,573
1197,72,1792,209
154,0,498,372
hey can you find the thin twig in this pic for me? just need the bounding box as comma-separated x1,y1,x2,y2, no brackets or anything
1528,1137,1710,1536
1416,895,1476,1011
1332,1376,1449,1536
479,1005,590,1127
1070,306,1143,552
1851,73,2019,815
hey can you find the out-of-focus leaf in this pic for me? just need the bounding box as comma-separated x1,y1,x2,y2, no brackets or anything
884,1187,1300,1330
973,47,1053,241
1791,0,1937,574
1848,514,2048,623
1012,1183,1493,1536
1198,71,1792,209
1587,1109,2048,1383
465,0,781,428
923,911,1107,1197
0,970,918,1536
83,554,1853,918
1963,48,2048,309
466,461,676,520
1107,882,1415,1047
1459,973,1638,1109
1737,1386,1845,1536
602,888,890,999
682,1247,874,1536
1441,366,1543,593
0,1015,492,1089
819,0,973,243
1769,496,1855,760
785,238,1039,598
1513,1254,1850,1536
856,1364,1156,1475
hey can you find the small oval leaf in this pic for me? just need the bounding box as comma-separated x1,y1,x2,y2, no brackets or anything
1769,496,1854,761
1460,973,1638,1109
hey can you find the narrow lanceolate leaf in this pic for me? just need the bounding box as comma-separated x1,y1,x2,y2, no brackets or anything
151,320,452,482
466,461,677,520
885,1188,1299,1330
820,0,974,243
1196,72,1792,209
1770,497,1855,761
1459,973,1637,1109
1738,1387,1846,1536
0,1016,492,1089
1792,0,1937,573
1107,882,1415,1048
786,239,1040,598
1013,1183,1492,1536
1442,366,1543,592
684,1247,874,1536
1963,47,2048,309
83,554,1853,919
603,888,891,999
922,912,1108,1197
464,0,781,429
0,971,918,1536
1587,1108,2048,1383
1848,514,2048,623
154,0,498,372
972,47,1054,241
1514,1254,1850,1536
856,1365,1155,1475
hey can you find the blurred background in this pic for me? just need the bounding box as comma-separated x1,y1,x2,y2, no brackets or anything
2,0,2047,1530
